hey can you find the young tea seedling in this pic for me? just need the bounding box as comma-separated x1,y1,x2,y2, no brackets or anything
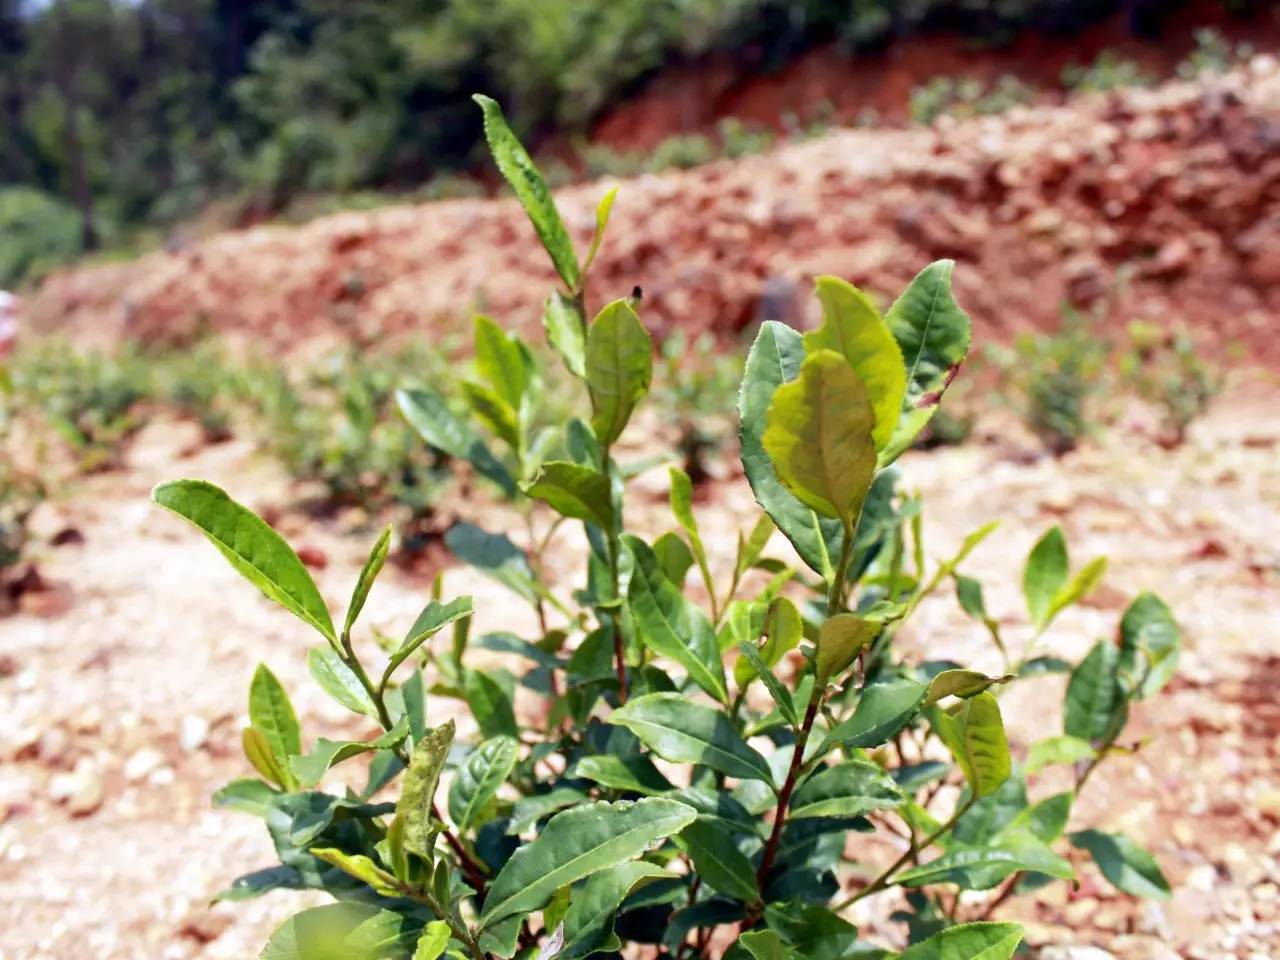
154,94,1177,960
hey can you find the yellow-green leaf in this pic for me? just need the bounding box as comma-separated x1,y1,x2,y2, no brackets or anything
929,691,1011,797
805,276,906,450
761,349,877,525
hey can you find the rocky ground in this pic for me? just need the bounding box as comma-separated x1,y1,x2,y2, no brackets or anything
0,376,1277,960
22,61,1280,368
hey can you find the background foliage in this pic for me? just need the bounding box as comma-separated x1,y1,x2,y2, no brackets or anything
0,0,1259,286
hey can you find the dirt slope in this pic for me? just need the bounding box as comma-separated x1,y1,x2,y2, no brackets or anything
26,63,1280,364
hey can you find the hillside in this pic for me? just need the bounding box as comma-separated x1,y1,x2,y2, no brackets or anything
27,62,1280,364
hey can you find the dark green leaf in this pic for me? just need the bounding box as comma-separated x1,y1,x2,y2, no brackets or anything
290,719,410,787
609,693,773,786
445,523,539,605
1069,829,1171,900
679,819,759,903
480,797,696,929
575,753,674,795
396,388,515,497
821,678,926,752
464,670,518,739
448,735,519,833
897,833,1072,890
561,860,669,958
789,760,902,820
624,535,727,703
1064,641,1127,743
1118,592,1180,699
895,922,1022,960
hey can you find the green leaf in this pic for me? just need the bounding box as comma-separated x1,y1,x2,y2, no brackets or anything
738,930,794,960
735,596,802,688
290,719,410,787
524,461,615,530
1069,829,1171,900
928,692,1011,798
413,921,451,960
575,753,674,795
385,597,474,683
738,321,842,576
583,186,618,275
895,922,1022,960
1025,735,1096,774
479,797,696,929
1043,556,1108,628
1005,791,1074,843
816,613,880,686
445,523,539,605
762,349,877,525
669,466,713,601
397,720,455,859
821,678,927,752
789,760,902,820
653,531,695,587
396,388,515,497
560,860,669,959
736,640,796,727
804,276,906,450
152,480,335,643
736,514,776,578
508,788,588,836
544,291,587,379
309,848,403,898
242,727,290,788
882,260,973,466
1064,641,1127,743
260,903,420,960
461,380,520,450
1118,592,1180,699
464,670,517,739
923,669,1012,706
308,648,376,718
609,693,773,785
474,94,579,291
474,314,531,414
586,299,653,448
1023,526,1068,630
624,535,727,703
679,819,758,903
214,778,279,818
897,833,1073,890
448,735,519,833
250,664,301,767
344,526,391,639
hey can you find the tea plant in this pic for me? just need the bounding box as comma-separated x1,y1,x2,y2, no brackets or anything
241,346,454,533
988,306,1108,456
655,331,742,486
154,94,1177,960
1119,321,1221,447
8,341,153,469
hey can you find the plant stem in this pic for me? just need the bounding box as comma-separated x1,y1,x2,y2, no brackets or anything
834,793,976,911
338,629,490,898
827,518,856,616
414,886,488,960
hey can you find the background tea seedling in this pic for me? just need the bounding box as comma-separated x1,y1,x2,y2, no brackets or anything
152,94,1177,960
1119,321,1222,447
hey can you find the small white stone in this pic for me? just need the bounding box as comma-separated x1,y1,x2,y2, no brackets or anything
124,747,165,783
179,715,209,753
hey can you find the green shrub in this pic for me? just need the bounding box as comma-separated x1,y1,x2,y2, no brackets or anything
1119,321,1221,446
0,186,83,288
988,307,1108,456
909,75,1037,125
1061,51,1155,92
8,342,153,469
240,346,453,532
154,95,1176,960
656,330,742,486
